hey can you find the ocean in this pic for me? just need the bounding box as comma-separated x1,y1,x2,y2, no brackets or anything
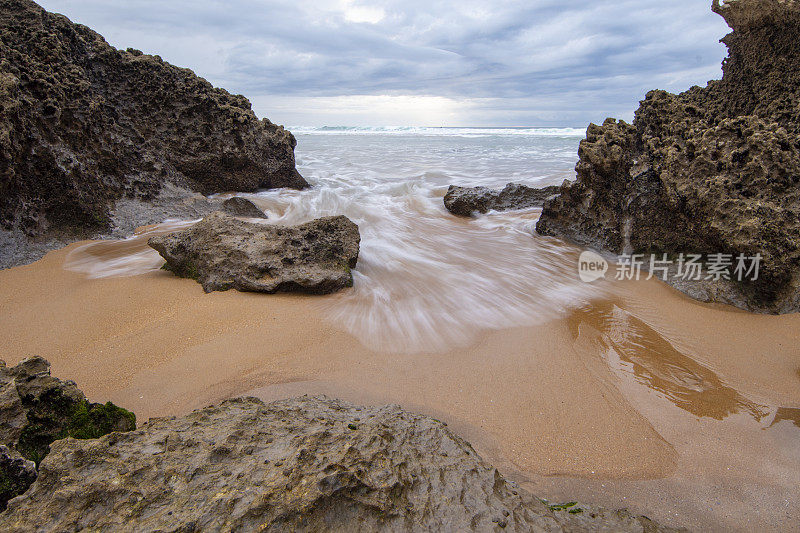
269,126,602,351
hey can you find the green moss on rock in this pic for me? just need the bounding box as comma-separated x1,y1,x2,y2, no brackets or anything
67,401,136,440
16,386,79,465
17,394,135,466
0,357,138,509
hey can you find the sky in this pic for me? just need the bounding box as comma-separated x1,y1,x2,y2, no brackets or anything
36,0,731,128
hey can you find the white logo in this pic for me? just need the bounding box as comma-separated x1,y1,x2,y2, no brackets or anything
578,250,608,283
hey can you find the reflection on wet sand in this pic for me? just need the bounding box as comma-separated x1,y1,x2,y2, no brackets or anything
768,407,800,428
569,301,770,421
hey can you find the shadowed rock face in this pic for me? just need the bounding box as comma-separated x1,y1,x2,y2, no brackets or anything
0,357,135,510
444,183,561,217
0,396,683,532
149,212,360,294
0,0,307,239
537,0,800,313
222,197,268,219
0,446,35,512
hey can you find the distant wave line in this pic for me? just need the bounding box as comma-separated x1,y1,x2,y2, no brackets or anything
290,126,586,137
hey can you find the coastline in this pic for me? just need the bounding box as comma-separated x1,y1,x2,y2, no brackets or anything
1,242,798,531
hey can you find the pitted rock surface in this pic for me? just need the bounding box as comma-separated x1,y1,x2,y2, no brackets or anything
537,0,800,312
444,183,561,217
0,0,306,241
0,395,683,532
149,212,360,294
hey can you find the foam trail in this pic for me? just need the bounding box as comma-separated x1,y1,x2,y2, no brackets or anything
64,219,198,279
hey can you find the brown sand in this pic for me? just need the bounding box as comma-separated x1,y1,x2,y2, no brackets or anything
1,243,799,531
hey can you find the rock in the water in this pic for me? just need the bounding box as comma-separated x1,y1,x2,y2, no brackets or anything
148,212,360,294
222,197,268,219
0,357,136,509
444,183,561,217
0,0,307,240
0,395,682,532
536,0,800,313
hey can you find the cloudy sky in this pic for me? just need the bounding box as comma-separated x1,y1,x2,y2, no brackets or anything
37,0,730,127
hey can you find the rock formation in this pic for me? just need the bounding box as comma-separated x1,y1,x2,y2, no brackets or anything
0,446,35,512
0,357,135,509
149,212,360,294
0,0,307,250
444,183,561,217
0,395,682,532
536,0,800,312
222,197,268,219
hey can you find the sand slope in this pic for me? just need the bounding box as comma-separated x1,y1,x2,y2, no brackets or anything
1,243,798,531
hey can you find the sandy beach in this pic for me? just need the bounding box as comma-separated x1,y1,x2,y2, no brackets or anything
1,239,798,532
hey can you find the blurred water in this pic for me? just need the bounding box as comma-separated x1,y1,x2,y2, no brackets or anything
247,128,603,352
67,127,608,352
64,219,199,278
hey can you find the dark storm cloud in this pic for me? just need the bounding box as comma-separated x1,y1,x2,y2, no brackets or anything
36,0,730,125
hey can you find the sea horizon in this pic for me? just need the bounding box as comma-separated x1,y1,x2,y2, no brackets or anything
289,125,588,136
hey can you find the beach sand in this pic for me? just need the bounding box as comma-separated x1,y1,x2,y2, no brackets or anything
1,242,798,531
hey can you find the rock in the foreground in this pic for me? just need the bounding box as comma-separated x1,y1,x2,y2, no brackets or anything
536,0,800,313
149,212,360,294
444,183,561,217
0,357,136,509
0,396,682,532
0,0,307,240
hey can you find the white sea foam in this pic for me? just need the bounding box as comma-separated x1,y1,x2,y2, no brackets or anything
290,126,587,138
64,219,198,279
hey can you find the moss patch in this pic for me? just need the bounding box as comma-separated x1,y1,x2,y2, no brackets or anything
67,401,136,440
17,388,136,466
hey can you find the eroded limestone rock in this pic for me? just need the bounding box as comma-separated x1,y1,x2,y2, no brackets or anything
0,0,306,241
0,396,683,532
222,197,268,219
0,357,135,509
149,212,360,294
537,0,800,312
444,183,561,217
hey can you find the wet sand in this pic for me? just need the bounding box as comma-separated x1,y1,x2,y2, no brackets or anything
1,243,799,531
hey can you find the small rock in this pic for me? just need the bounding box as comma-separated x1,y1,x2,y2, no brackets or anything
222,197,268,219
444,183,561,217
